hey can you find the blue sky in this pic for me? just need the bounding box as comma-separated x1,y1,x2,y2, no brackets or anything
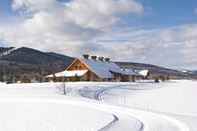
0,1,12,16
1,0,197,69
126,0,197,28
1,0,197,28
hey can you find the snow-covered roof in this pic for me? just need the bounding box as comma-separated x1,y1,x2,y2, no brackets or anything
46,70,88,78
138,70,149,77
80,59,138,78
121,69,140,76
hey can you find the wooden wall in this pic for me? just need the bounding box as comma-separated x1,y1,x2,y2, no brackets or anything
67,59,88,71
66,59,102,81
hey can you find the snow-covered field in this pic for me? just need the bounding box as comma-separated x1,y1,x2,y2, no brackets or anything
0,82,143,131
101,80,197,115
0,80,196,131
65,80,197,131
99,80,197,131
0,99,114,131
0,83,116,131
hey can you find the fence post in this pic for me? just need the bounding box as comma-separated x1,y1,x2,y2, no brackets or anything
63,82,66,95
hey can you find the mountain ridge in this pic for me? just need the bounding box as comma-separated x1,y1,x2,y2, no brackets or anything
0,46,195,82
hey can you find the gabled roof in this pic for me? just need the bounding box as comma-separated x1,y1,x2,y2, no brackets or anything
79,58,138,78
47,58,141,79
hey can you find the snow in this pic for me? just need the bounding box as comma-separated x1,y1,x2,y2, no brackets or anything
81,58,121,78
0,80,196,131
46,70,88,78
94,80,197,131
0,47,18,57
0,83,116,131
46,58,140,79
0,82,6,85
81,58,138,78
138,70,149,77
101,80,197,116
69,82,187,131
0,99,114,131
0,83,143,131
60,81,196,131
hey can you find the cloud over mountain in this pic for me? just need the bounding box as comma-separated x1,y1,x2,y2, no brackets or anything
0,0,143,56
1,0,197,69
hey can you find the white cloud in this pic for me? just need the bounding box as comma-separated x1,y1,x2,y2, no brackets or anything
2,0,197,69
0,0,144,57
64,0,143,29
11,0,143,29
92,24,197,68
12,0,59,12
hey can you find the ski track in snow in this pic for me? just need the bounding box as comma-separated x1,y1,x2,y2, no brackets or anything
77,81,191,131
0,98,189,131
0,81,194,131
96,80,197,131
0,98,144,131
0,83,143,131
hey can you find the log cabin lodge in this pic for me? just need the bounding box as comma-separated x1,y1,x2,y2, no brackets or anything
46,55,145,82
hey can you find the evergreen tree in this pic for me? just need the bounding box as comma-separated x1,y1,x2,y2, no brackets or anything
0,71,4,82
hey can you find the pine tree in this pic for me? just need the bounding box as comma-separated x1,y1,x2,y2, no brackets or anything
0,71,4,82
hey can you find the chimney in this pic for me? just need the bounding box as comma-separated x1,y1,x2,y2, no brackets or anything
83,54,89,59
91,56,97,60
98,56,104,62
105,58,110,62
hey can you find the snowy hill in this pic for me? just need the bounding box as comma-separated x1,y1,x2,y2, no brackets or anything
116,62,191,79
0,47,16,56
0,47,73,65
0,47,74,82
0,46,196,83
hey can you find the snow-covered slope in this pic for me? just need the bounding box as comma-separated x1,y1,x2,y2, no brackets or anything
58,81,196,131
0,83,117,131
0,99,114,131
101,80,197,116
0,81,196,131
98,80,197,131
0,47,17,57
70,81,191,131
0,83,143,131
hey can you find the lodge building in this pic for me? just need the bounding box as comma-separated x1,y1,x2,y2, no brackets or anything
46,55,143,82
